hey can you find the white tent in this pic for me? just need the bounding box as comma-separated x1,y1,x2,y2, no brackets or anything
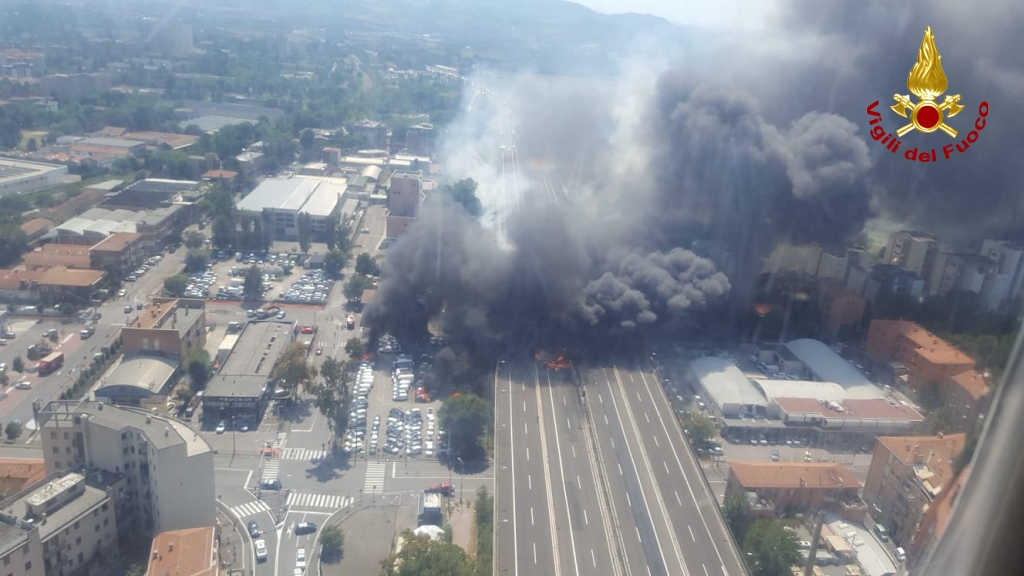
413,525,445,541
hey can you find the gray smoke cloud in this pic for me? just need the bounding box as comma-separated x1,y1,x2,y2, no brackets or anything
365,0,1022,353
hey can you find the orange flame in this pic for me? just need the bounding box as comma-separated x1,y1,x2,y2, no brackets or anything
535,351,573,371
908,26,948,100
362,352,374,361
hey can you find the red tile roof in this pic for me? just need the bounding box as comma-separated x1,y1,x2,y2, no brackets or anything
202,169,238,179
91,232,142,253
730,462,862,489
0,458,47,490
949,370,989,400
877,433,966,487
147,526,220,576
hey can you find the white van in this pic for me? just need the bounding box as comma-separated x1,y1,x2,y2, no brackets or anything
254,539,268,562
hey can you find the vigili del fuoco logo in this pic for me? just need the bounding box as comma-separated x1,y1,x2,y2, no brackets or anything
866,26,988,162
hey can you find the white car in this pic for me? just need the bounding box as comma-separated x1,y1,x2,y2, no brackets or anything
296,548,307,570
117,289,127,297
254,539,268,562
15,381,32,390
215,421,227,434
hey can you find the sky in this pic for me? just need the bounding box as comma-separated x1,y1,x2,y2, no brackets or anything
569,0,775,31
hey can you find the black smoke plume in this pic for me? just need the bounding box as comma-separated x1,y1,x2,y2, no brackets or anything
366,0,1023,356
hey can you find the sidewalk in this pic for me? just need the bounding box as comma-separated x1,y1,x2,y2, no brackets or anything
217,507,249,574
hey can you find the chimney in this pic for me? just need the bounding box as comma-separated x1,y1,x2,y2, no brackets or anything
164,427,169,437
168,542,173,552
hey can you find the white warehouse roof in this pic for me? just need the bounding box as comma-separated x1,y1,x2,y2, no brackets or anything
784,339,882,398
237,177,344,217
690,356,767,411
753,379,850,403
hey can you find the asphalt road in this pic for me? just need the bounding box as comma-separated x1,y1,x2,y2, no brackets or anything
591,358,747,576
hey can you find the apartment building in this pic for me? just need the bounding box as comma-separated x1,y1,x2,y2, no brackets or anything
0,469,123,576
884,231,939,279
146,526,222,576
726,462,863,518
88,233,143,277
819,283,866,340
37,401,215,537
864,320,975,392
863,433,966,556
120,298,206,360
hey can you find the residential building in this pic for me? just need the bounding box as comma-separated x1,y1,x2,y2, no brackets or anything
120,298,207,360
89,232,143,276
348,120,387,148
726,462,863,518
23,245,92,270
19,218,54,245
146,526,222,576
911,465,969,566
41,73,111,103
944,370,991,434
235,151,264,175
237,177,344,240
864,320,975,392
0,469,123,576
0,158,67,197
980,239,1024,300
36,267,106,303
37,400,216,535
405,123,434,157
321,147,341,164
863,433,966,554
865,264,925,302
386,171,423,239
150,23,193,57
201,169,238,190
100,178,197,210
0,459,47,494
819,283,866,340
884,231,939,279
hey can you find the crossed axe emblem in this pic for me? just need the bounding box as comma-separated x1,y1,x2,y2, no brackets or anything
890,94,965,138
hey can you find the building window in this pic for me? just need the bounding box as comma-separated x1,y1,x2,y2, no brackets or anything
73,521,79,530
102,503,108,511
76,537,81,545
52,446,59,454
94,524,100,532
20,544,27,555
23,563,30,571
77,552,84,563
50,431,57,439
103,518,109,526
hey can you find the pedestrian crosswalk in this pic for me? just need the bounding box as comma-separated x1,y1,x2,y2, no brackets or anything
286,492,352,510
281,448,327,461
229,500,271,519
364,461,386,494
261,459,280,483
274,432,288,449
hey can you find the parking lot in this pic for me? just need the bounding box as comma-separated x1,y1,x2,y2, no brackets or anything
339,334,448,464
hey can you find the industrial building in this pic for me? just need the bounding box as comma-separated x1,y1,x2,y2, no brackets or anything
237,177,345,240
37,400,216,536
0,157,67,196
94,356,178,407
202,320,295,424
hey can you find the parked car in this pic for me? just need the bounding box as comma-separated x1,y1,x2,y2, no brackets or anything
248,521,260,538
255,539,268,562
294,522,318,535
215,421,227,434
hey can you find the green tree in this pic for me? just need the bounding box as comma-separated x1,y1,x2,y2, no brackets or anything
343,274,374,301
683,413,716,446
324,249,346,275
26,137,36,152
187,349,212,390
475,487,494,571
163,273,189,297
723,494,752,542
918,381,944,410
355,252,380,276
299,128,316,150
926,404,954,434
0,226,29,267
124,564,145,576
272,342,317,394
344,338,365,359
319,525,345,563
243,264,263,302
12,356,23,374
743,519,801,576
211,214,235,249
297,212,312,254
382,534,473,576
4,421,22,442
324,215,338,250
185,231,205,249
185,249,209,273
307,356,351,440
443,178,483,218
439,393,491,461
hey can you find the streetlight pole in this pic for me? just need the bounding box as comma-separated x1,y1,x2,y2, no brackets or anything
231,414,236,457
457,457,465,505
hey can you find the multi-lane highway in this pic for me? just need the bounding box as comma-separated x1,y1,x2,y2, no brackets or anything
496,357,747,576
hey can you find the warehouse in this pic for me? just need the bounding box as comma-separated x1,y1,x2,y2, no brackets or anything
0,157,67,196
237,177,345,239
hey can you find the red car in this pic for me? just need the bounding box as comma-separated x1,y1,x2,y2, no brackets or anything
300,326,316,334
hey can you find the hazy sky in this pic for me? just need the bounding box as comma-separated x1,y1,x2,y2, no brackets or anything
569,0,774,31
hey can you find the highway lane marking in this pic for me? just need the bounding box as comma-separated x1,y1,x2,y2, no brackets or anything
591,549,596,567
537,366,568,576
663,461,670,474
634,358,735,575
675,491,682,506
637,391,642,401
703,564,709,576
644,412,650,423
688,526,696,542
626,493,631,507
636,527,642,543
531,507,535,525
563,395,567,406
525,422,528,435
545,368,580,576
524,400,527,412
599,393,603,404
567,417,571,430
534,542,537,564
507,370,520,576
654,436,659,447
584,509,589,525
610,438,615,448
527,447,530,461
529,474,532,490
617,463,623,475
604,414,609,424
572,445,576,458
577,475,581,489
